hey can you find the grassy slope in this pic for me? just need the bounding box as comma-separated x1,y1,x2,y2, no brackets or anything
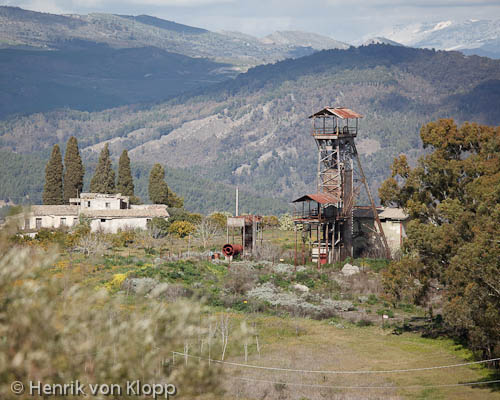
222,315,498,400
46,245,499,400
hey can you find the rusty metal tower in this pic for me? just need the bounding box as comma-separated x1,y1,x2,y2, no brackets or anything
293,107,390,264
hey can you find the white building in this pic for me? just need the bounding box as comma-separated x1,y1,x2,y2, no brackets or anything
14,193,169,234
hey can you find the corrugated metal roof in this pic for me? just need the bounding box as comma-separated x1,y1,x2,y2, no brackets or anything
309,107,363,119
293,193,340,204
379,207,408,221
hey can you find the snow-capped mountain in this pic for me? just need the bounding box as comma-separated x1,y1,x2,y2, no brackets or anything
367,19,500,58
261,30,349,51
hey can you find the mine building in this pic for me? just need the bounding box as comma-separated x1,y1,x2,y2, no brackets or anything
293,107,391,265
10,193,169,234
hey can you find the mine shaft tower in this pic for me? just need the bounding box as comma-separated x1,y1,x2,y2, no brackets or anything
293,107,390,264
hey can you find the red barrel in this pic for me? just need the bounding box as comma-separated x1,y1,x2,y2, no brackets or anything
222,244,243,257
320,253,328,265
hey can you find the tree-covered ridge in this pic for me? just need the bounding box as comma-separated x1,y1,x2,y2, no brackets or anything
0,44,232,119
380,119,500,360
0,150,288,215
1,45,499,205
0,6,318,68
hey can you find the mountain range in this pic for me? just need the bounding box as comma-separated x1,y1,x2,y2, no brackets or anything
367,19,500,59
2,44,499,213
1,7,500,214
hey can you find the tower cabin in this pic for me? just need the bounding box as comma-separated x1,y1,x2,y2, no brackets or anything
311,106,362,139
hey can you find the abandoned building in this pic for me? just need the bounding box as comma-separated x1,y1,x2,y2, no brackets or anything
293,106,403,264
12,193,169,234
353,206,409,258
224,215,263,258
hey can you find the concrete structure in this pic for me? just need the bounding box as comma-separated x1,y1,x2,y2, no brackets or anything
12,193,169,234
378,207,409,255
353,206,409,258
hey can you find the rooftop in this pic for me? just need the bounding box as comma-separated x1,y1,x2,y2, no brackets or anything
292,193,340,205
77,193,129,200
309,107,363,119
379,207,409,221
31,205,79,216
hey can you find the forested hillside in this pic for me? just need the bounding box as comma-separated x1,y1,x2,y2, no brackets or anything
2,44,499,211
0,6,319,67
0,151,287,214
0,6,354,119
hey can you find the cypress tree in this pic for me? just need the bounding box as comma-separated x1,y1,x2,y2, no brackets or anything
148,163,183,207
43,144,64,205
117,150,134,196
90,143,116,194
63,136,84,203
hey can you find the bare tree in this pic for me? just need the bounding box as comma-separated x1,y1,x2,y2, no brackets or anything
195,216,221,249
75,233,108,257
218,314,230,361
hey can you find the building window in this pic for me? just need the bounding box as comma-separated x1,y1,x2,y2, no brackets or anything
101,219,106,223
87,201,91,207
61,217,66,226
73,217,78,225
24,219,30,230
35,218,42,229
105,202,110,209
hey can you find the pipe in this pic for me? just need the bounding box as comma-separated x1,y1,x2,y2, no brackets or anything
222,244,243,257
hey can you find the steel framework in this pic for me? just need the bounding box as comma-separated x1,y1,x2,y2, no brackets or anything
294,107,390,265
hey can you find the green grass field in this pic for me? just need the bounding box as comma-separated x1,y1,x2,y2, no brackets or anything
8,227,500,400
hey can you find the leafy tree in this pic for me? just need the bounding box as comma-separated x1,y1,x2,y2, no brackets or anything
148,163,183,207
90,143,115,194
42,144,63,205
168,220,196,238
63,136,84,203
117,150,134,197
380,119,500,359
208,212,229,230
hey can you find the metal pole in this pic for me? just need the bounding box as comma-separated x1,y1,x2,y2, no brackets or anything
353,146,391,259
294,226,297,271
235,187,239,217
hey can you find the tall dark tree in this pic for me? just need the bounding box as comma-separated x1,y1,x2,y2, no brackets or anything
63,136,84,203
90,144,115,194
43,144,63,205
117,150,134,196
148,163,183,207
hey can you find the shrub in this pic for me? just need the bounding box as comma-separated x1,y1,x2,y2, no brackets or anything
377,308,394,318
0,242,223,399
147,217,169,238
278,213,294,231
224,265,256,295
168,220,196,238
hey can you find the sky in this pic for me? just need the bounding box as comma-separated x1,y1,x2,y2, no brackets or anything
1,0,500,42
